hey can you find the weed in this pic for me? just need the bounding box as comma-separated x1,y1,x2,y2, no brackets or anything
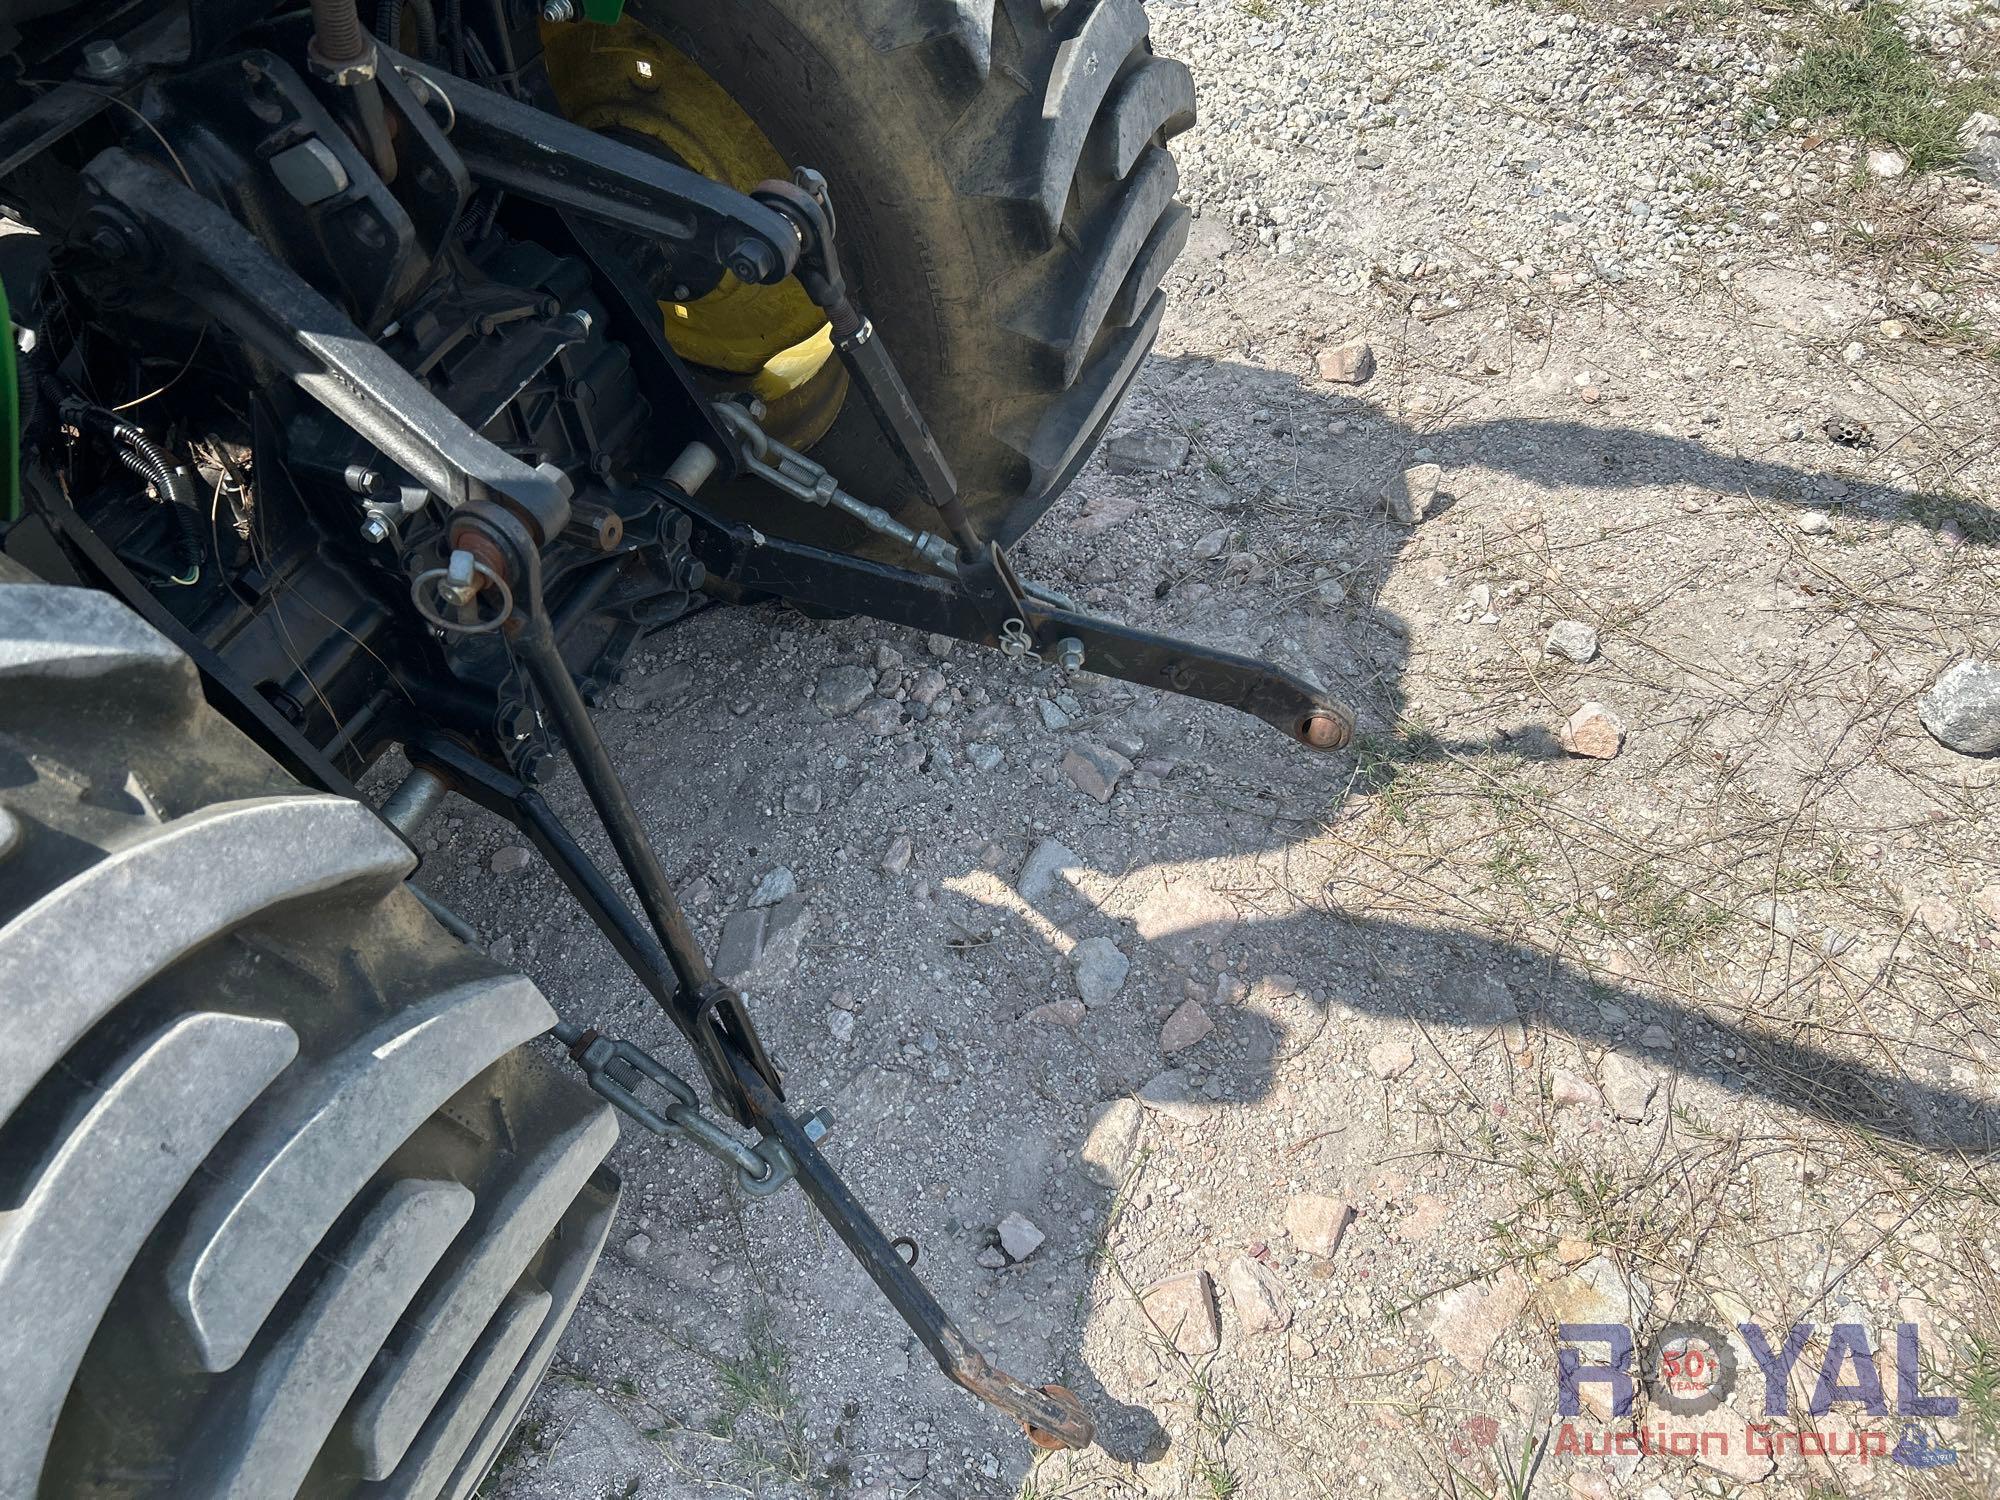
1239,0,1275,16
1196,1453,1243,1498
1442,1424,1552,1499
1349,720,1441,824
1762,3,1999,171
1961,1332,2000,1448
1609,866,1733,955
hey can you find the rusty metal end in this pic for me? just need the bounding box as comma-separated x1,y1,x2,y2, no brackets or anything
1300,710,1352,751
1023,1385,1091,1452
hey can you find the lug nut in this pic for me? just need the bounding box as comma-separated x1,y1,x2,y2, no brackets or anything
1053,636,1085,672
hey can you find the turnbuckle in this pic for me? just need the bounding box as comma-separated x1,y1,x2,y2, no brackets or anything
552,1022,795,1196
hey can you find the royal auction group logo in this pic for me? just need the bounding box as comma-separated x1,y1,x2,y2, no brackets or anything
1557,1322,1961,1470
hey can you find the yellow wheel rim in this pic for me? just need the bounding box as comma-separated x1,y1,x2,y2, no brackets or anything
543,16,844,446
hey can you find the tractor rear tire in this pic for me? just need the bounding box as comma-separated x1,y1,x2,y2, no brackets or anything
632,0,1195,545
0,564,617,1499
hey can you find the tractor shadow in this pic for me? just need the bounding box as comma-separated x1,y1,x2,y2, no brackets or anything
920,352,1997,1479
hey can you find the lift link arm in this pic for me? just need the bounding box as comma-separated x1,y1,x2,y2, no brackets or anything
664,484,1356,751
401,54,802,291
724,1049,1096,1450
750,173,989,564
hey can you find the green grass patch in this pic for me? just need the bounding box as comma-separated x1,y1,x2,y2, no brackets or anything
1763,2,1998,172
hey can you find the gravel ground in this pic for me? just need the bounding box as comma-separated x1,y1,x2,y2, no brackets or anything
431,2,2000,1496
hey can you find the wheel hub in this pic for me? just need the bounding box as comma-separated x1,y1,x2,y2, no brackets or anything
543,16,845,447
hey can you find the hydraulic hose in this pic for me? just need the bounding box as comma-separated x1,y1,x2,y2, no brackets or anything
63,396,204,586
375,0,438,60
110,425,204,586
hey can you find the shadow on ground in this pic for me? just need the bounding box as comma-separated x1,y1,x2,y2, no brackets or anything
871,356,1994,1477
480,351,1994,1494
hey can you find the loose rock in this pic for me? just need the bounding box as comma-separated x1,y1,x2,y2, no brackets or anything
855,699,906,736
1159,998,1214,1054
1383,462,1443,524
814,664,875,716
997,1211,1045,1262
1316,339,1376,384
1551,1069,1601,1109
1367,1041,1416,1079
1430,1268,1529,1373
1016,839,1082,901
879,836,913,875
1079,1097,1142,1186
1598,1051,1657,1122
1284,1193,1354,1257
489,845,532,875
713,908,767,982
1104,427,1191,475
783,782,823,814
1918,660,2000,754
749,866,797,907
1137,1068,1209,1126
1544,620,1599,664
1959,111,2000,188
1797,509,1834,536
1062,742,1133,803
1069,936,1129,1006
1141,1270,1221,1356
1225,1255,1293,1334
1545,1252,1655,1332
1864,147,1907,180
1559,702,1625,759
1191,528,1230,561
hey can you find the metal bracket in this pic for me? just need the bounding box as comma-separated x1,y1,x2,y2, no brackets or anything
76,148,572,543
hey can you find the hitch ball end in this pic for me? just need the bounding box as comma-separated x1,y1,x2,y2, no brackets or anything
1299,711,1352,751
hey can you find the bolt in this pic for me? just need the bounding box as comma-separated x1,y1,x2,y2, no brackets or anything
727,237,778,284
801,1108,834,1145
87,224,129,262
359,514,391,544
80,39,126,78
437,547,480,608
499,701,538,741
541,0,575,19
669,283,692,302
567,308,593,336
1054,636,1085,673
